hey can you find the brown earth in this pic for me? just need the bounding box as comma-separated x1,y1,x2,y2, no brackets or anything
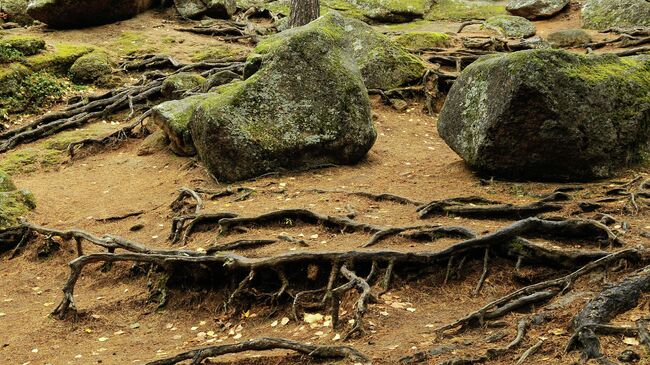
1,4,649,365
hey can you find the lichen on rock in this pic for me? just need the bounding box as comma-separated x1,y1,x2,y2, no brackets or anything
581,0,650,30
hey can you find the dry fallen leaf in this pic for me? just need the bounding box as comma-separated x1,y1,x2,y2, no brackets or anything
623,337,639,345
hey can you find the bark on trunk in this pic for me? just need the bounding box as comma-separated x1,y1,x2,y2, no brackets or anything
288,0,319,28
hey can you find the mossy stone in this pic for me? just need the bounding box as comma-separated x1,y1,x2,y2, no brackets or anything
506,0,568,20
188,13,376,182
393,32,452,50
253,12,426,90
485,15,536,38
353,0,433,23
161,72,206,99
69,51,113,84
426,0,506,21
437,49,650,181
581,0,650,30
547,29,592,47
203,70,240,91
151,95,204,156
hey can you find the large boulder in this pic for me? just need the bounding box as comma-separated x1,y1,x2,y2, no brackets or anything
26,0,155,28
437,49,650,181
251,12,426,90
174,0,236,19
581,0,650,30
187,14,377,182
506,0,568,20
485,15,536,38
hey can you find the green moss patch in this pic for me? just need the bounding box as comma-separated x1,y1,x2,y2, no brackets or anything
0,169,35,230
0,123,115,174
25,43,94,75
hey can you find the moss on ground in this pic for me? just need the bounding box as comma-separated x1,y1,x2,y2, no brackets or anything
0,123,115,174
25,43,94,75
0,71,71,119
113,31,157,56
190,44,245,62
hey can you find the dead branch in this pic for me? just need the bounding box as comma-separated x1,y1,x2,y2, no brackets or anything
146,337,369,365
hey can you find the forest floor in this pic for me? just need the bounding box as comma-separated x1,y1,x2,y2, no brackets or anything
1,4,649,365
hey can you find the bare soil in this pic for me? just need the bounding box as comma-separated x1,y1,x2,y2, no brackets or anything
1,5,649,365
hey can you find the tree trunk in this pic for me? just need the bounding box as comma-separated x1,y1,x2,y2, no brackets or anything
288,0,320,28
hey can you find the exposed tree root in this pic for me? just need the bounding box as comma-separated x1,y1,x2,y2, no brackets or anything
40,215,635,323
0,59,245,153
309,188,424,206
567,265,650,362
436,249,643,334
416,193,569,220
169,212,238,244
67,110,153,158
146,337,369,365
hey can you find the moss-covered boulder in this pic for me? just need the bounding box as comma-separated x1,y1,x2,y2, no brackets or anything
0,0,33,25
69,51,112,84
547,29,592,47
186,15,376,182
426,0,506,21
485,15,536,38
252,12,425,90
161,72,206,99
26,0,155,28
393,32,452,50
0,170,35,230
174,0,236,19
506,0,568,20
151,95,203,156
581,0,650,30
438,49,650,181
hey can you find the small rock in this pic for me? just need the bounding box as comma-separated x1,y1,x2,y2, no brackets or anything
617,349,640,362
547,29,592,47
506,0,568,20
